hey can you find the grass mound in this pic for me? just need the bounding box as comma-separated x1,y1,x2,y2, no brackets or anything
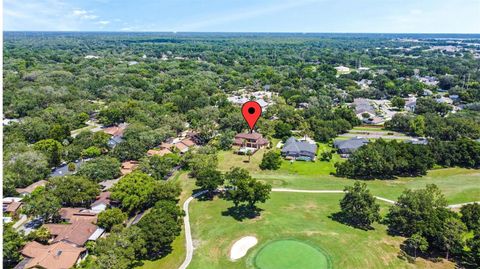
254,239,332,269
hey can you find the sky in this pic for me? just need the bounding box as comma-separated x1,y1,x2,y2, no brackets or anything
3,0,480,33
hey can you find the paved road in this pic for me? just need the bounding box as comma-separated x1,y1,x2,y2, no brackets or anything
179,190,208,269
178,188,478,269
338,133,411,140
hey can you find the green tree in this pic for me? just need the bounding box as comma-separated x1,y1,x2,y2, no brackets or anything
259,151,282,170
137,201,184,258
77,156,121,182
410,115,426,137
97,208,127,231
33,139,63,167
460,203,480,231
3,224,25,268
404,234,428,260
27,226,51,244
67,162,76,172
274,122,293,141
110,172,157,214
4,150,50,187
391,96,406,109
22,187,61,223
195,168,224,193
338,182,380,229
94,226,147,269
81,146,102,158
386,184,448,237
441,217,466,260
466,229,480,267
48,176,100,207
139,154,180,180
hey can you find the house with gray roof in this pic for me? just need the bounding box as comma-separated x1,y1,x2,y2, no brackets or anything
333,137,369,156
281,137,317,161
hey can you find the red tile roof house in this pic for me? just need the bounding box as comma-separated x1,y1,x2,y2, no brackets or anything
18,241,86,269
43,208,104,247
3,197,23,217
233,133,269,155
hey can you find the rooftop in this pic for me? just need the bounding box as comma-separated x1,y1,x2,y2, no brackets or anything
20,241,85,269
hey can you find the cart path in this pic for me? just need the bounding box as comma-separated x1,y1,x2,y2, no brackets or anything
179,188,478,269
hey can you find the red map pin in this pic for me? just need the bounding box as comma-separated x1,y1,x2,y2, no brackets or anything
241,101,262,132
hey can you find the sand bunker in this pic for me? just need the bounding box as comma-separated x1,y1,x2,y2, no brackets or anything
230,236,258,260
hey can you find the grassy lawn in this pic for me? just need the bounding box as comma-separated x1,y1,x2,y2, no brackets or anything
188,192,455,269
218,148,480,204
145,144,478,269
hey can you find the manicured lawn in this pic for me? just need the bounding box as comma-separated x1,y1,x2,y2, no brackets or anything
254,239,331,269
218,147,479,204
151,148,478,269
188,192,455,269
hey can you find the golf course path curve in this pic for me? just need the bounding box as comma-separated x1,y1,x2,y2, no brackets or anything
179,188,478,269
179,190,208,269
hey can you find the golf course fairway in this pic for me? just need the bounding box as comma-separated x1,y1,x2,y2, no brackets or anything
254,239,332,269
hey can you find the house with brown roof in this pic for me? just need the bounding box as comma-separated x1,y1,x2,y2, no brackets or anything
18,241,86,269
120,161,138,175
44,220,100,247
90,192,111,213
147,148,172,157
102,123,127,137
58,208,97,223
3,197,22,217
233,133,269,154
15,180,48,196
43,208,102,247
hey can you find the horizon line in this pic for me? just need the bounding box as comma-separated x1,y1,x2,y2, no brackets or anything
3,30,480,35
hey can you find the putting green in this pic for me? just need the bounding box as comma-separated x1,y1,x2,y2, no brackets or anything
253,239,332,269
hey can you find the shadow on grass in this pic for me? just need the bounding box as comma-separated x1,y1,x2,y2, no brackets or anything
329,212,374,231
221,205,263,221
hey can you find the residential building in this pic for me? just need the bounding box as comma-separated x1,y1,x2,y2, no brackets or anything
233,133,269,154
17,241,86,269
281,137,317,161
334,137,369,156
15,180,48,196
335,65,350,73
120,161,138,175
3,197,22,216
147,148,172,157
90,192,111,213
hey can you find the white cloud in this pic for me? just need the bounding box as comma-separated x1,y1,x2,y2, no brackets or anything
98,20,110,25
72,9,98,20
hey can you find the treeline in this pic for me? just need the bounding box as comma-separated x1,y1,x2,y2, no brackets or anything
335,139,480,179
337,183,480,267
385,112,480,141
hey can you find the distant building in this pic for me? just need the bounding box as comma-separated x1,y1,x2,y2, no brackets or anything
335,66,350,73
334,137,369,156
281,137,317,161
103,123,128,148
353,98,376,119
